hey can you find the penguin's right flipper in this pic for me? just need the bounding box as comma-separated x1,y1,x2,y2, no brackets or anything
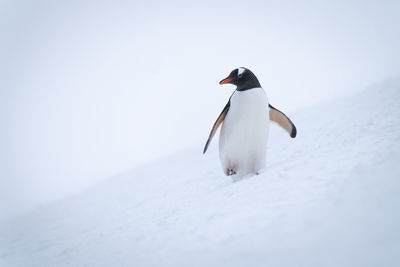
269,104,297,138
203,101,230,154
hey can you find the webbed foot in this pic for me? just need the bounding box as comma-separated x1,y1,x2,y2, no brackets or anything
226,169,237,176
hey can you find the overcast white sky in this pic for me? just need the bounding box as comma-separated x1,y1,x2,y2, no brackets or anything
1,0,399,220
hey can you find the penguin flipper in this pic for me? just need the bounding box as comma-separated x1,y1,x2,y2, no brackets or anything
269,104,297,138
203,101,230,154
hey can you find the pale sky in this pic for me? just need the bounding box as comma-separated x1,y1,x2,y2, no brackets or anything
1,0,399,220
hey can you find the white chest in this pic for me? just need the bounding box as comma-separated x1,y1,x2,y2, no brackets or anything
219,88,270,176
227,88,269,124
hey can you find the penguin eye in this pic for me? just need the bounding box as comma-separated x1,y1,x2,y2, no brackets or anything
238,73,243,78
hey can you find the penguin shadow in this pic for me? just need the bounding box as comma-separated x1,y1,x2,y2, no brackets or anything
231,171,263,183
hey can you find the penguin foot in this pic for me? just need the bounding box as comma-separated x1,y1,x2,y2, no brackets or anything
226,169,237,176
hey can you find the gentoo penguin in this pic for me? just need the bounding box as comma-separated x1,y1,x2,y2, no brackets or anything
203,67,296,178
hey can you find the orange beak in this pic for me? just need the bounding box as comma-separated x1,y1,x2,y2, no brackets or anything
219,77,234,85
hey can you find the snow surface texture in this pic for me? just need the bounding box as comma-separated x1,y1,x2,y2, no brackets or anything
1,80,400,267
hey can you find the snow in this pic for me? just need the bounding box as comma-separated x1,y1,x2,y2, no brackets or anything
1,80,400,267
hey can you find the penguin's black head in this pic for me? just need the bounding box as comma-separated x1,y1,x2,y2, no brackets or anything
219,67,261,91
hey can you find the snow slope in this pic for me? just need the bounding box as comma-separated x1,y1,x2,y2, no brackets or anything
1,80,400,267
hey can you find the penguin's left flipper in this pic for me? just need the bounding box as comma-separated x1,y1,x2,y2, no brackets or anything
269,104,297,138
203,100,230,154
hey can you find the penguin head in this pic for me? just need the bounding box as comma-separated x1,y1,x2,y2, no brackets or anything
219,67,261,91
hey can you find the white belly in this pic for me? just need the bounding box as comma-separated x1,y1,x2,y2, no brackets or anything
219,88,270,177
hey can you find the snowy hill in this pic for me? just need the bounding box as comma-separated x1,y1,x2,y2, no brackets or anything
1,80,400,267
